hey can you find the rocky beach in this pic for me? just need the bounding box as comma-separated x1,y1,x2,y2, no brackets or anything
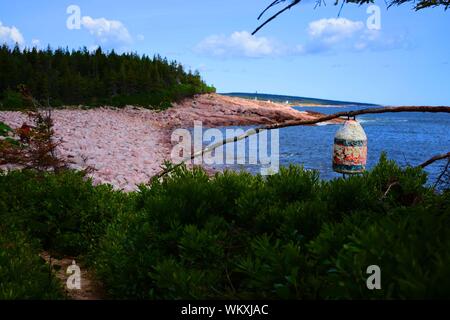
0,93,331,191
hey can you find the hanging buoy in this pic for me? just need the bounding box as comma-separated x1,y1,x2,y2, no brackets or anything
333,119,368,174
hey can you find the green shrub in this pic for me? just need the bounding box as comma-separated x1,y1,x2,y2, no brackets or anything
1,154,448,300
150,258,222,299
323,205,450,299
94,166,233,299
0,228,64,300
0,170,129,256
93,156,450,299
234,235,306,299
366,153,429,206
0,89,25,111
236,166,320,233
265,165,320,204
276,200,329,243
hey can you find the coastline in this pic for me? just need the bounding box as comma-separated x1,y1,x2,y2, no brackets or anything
0,93,339,191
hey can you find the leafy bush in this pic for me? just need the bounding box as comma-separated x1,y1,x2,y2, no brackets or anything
0,228,63,299
0,89,25,111
0,170,130,256
365,153,429,207
345,203,449,299
1,155,448,299
93,157,450,299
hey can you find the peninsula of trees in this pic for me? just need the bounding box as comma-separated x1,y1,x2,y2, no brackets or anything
0,45,216,110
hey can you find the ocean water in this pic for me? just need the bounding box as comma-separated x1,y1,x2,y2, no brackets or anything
202,105,450,183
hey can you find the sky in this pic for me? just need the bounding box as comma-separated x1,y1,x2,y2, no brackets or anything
0,0,449,105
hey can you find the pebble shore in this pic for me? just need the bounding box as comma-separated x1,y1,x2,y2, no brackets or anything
0,94,330,191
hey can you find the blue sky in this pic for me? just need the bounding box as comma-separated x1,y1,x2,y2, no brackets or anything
0,0,449,105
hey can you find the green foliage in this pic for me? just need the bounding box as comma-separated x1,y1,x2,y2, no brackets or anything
0,121,17,147
1,155,449,299
313,203,450,299
0,228,64,299
0,122,13,136
365,153,429,206
0,89,25,110
235,236,305,299
0,45,215,110
93,157,450,299
0,170,130,256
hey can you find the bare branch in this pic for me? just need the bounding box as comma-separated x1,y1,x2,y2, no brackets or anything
153,105,450,179
263,106,450,130
252,0,301,35
381,181,400,199
432,158,450,189
258,0,284,20
252,0,450,35
419,152,450,168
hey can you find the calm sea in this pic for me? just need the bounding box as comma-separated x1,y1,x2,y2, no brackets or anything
203,105,449,183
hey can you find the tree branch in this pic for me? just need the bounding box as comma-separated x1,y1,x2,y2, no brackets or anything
252,0,301,35
419,152,450,168
258,0,284,20
262,106,450,130
153,106,450,179
432,158,450,189
252,0,450,35
381,181,400,199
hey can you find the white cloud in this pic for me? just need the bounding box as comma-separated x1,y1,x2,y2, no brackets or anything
196,18,406,59
31,39,40,47
136,34,145,41
304,18,406,53
353,29,409,52
196,31,281,58
0,21,25,46
81,16,132,47
308,18,364,44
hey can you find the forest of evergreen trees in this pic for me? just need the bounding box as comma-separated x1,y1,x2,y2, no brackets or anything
0,45,215,110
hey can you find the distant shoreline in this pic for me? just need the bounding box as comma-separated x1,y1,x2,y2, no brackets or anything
222,92,378,108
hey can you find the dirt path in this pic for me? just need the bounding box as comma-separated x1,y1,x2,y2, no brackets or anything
40,252,105,300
